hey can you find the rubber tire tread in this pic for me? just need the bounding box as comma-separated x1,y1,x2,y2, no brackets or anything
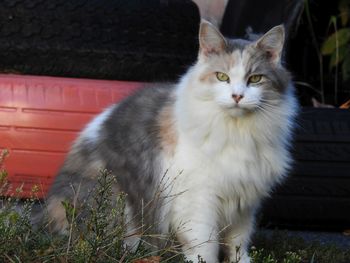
0,0,200,81
261,108,350,230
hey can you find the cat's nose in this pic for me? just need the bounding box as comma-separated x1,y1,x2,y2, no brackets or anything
232,94,244,103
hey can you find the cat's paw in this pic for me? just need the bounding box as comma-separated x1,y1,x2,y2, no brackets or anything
230,254,250,263
185,254,218,263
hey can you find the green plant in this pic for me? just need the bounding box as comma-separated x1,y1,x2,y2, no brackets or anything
252,230,350,263
282,251,302,263
304,0,350,105
250,247,278,263
0,149,9,191
321,0,350,104
0,156,349,262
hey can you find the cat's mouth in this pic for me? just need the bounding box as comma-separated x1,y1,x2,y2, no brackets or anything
224,105,253,117
218,100,258,117
225,103,255,110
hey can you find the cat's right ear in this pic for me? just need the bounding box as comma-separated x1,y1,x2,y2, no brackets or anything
199,20,227,57
255,25,285,65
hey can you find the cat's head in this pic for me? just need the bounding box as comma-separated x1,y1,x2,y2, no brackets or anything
191,20,291,118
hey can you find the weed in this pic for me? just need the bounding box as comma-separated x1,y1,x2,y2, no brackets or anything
0,151,349,262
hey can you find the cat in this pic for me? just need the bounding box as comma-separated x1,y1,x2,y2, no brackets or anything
41,20,298,263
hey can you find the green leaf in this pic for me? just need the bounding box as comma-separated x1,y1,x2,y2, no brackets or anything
0,170,8,182
329,45,347,69
61,200,76,222
8,211,19,224
342,52,350,81
321,28,350,55
339,0,350,26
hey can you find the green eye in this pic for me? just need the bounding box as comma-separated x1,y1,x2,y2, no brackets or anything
216,72,230,82
248,75,263,84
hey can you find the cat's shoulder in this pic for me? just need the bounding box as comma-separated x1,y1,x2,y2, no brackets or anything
129,83,175,101
115,83,175,111
105,83,176,129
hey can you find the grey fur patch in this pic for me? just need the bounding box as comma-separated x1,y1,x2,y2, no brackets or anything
42,84,176,235
225,38,250,53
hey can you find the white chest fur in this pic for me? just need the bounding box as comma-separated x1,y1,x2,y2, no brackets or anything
160,120,289,237
158,91,296,235
167,125,285,207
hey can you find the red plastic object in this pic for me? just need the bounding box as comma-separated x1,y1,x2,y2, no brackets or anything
0,74,143,198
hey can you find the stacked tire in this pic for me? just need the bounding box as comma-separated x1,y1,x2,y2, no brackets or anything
261,108,350,230
0,0,199,81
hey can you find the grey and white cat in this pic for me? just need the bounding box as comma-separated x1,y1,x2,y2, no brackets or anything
43,21,298,262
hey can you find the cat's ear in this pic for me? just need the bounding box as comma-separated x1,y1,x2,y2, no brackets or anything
199,20,227,56
255,25,285,65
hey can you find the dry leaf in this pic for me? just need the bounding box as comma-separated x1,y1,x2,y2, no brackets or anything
343,229,350,236
340,99,350,109
132,256,161,263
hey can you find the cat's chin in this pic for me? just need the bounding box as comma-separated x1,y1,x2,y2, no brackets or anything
225,106,253,118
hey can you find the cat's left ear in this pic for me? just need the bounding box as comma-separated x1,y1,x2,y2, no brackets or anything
255,25,285,65
199,20,227,56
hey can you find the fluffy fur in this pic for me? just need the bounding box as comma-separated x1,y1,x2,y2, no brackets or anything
41,21,298,263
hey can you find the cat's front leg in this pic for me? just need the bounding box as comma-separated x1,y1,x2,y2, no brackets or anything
226,213,254,263
171,196,220,263
178,221,220,263
228,246,250,263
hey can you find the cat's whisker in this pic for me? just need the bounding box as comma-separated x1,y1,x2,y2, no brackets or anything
256,105,285,122
260,99,283,106
259,103,284,112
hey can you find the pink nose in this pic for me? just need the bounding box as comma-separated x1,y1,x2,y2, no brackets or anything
232,94,244,103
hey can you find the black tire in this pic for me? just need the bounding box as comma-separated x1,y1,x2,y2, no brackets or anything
0,0,199,81
261,108,350,230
